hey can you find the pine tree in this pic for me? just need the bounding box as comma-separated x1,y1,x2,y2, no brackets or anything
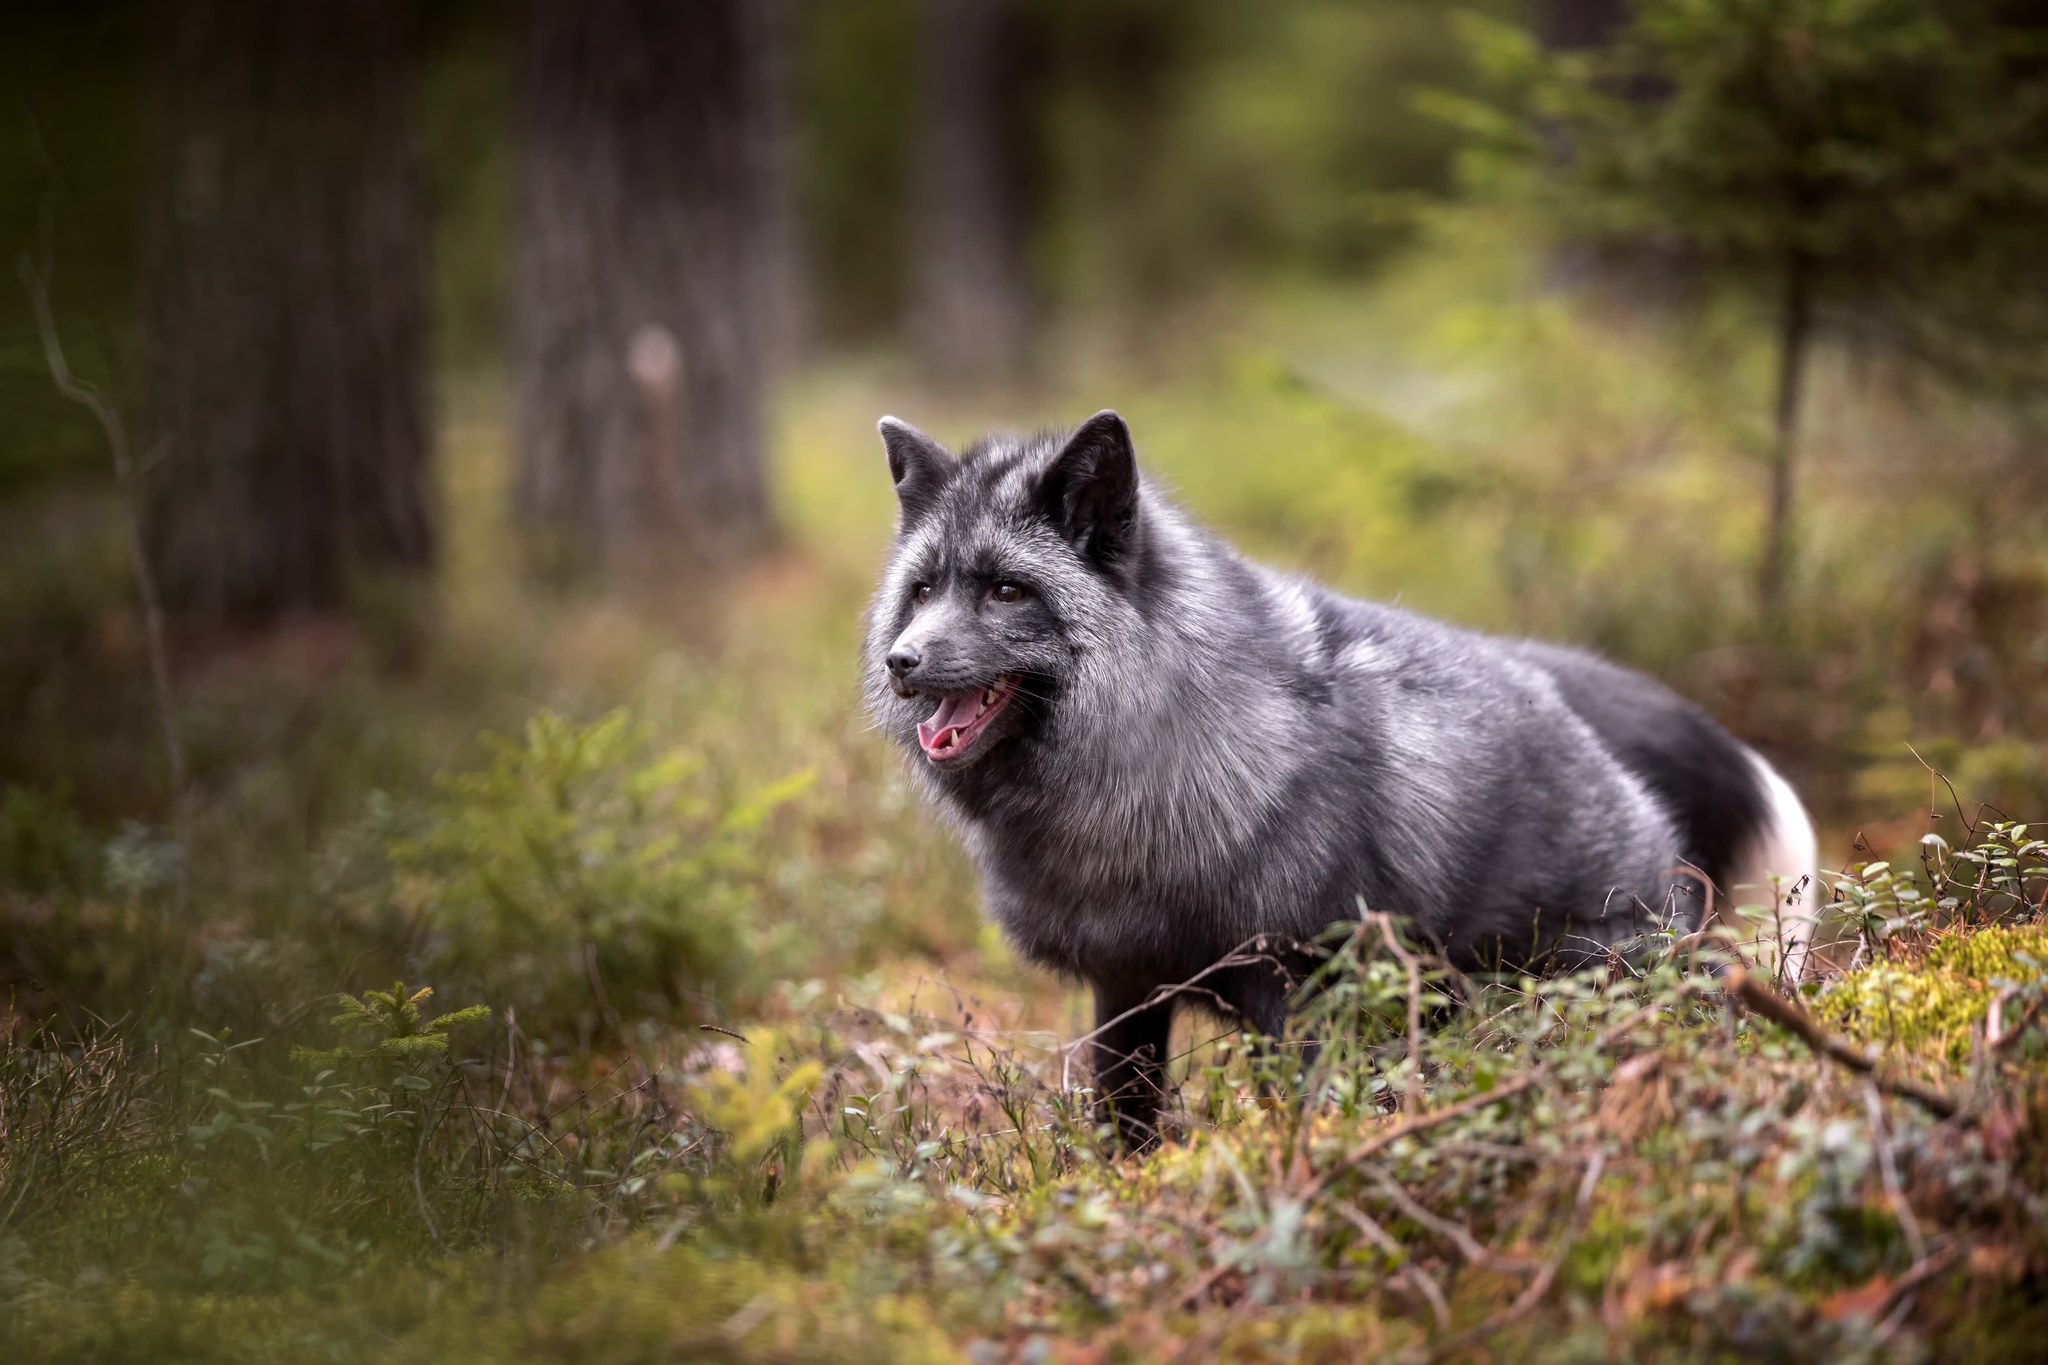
1459,0,2048,617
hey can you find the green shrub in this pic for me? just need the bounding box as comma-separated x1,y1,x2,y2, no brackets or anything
396,710,810,1036
291,982,491,1071
0,783,98,895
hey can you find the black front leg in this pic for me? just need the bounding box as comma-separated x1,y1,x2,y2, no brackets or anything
1217,953,1306,1099
1089,979,1175,1152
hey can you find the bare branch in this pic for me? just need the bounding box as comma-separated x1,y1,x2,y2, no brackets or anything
1366,1164,1537,1273
16,245,191,911
1303,1070,1544,1202
1415,1150,1607,1364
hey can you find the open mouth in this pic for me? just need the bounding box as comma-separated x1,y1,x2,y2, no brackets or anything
916,676,1021,765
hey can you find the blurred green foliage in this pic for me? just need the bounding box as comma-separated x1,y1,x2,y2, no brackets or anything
2,0,1508,482
397,710,812,1037
292,983,491,1070
1818,820,2048,1059
5,2,2048,1359
1444,0,2048,387
0,7,145,493
10,833,2044,1361
795,0,921,343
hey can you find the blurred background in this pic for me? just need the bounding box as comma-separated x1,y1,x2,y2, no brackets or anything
5,0,2047,1020
3,1,2048,1354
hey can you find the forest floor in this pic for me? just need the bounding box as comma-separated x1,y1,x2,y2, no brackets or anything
4,253,2047,1362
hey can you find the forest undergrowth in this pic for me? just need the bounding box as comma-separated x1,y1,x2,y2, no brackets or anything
5,267,2048,1361
4,793,2044,1363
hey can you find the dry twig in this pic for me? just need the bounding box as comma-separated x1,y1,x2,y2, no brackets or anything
1366,1164,1537,1273
1373,913,1429,1117
1302,1071,1544,1202
1412,1150,1608,1364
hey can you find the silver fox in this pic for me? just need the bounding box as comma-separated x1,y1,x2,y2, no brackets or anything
863,409,1821,1147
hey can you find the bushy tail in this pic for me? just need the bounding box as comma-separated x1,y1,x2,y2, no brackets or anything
1720,750,1824,984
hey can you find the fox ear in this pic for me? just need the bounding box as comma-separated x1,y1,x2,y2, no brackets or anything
1039,410,1139,566
878,417,954,523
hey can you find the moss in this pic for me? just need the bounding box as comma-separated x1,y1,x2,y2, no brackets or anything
398,1241,962,1365
5,1241,963,1365
1210,1302,1417,1362
1561,1203,1634,1299
1814,922,2048,1063
1926,920,2048,981
3,1280,406,1364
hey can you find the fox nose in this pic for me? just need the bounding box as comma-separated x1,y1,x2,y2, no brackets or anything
885,643,922,678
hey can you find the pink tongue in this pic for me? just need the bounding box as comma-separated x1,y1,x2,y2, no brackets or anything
917,693,981,752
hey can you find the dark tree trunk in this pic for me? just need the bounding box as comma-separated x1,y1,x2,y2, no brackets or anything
145,0,431,621
1759,252,1812,621
1057,2,1182,347
1537,0,1631,52
514,0,775,576
751,0,809,376
912,0,1034,385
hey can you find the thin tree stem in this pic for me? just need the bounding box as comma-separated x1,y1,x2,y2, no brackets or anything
17,249,193,916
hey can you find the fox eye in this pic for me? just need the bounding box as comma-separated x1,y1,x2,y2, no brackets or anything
990,582,1027,604
911,582,933,605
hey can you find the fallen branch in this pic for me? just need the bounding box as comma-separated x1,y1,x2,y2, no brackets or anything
1333,1198,1450,1330
1872,1238,1965,1345
1725,967,1960,1121
1301,990,1669,1205
1182,1012,1555,1314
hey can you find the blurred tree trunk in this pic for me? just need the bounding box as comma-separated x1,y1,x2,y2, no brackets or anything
514,0,776,577
752,0,809,375
1057,1,1182,353
145,0,431,621
912,0,1034,385
1537,0,1630,52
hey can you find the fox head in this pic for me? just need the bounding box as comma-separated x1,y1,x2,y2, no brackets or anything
863,410,1150,775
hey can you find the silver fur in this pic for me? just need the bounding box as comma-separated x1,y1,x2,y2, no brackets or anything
864,411,1787,1146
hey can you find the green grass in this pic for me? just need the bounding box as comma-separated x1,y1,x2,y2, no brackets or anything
4,240,2048,1361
